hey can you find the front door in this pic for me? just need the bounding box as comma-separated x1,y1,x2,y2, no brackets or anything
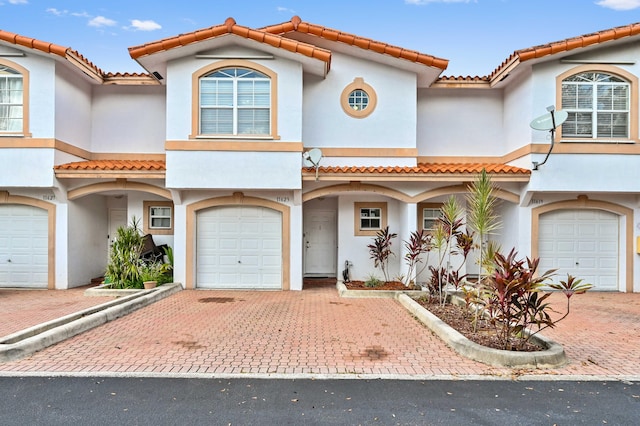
304,210,336,276
108,209,127,259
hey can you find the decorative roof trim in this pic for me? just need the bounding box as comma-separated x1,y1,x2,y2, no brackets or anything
486,22,640,83
128,17,331,67
0,29,156,84
302,163,530,181
54,160,166,171
261,16,448,71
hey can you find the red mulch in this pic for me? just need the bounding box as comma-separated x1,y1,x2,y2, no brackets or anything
344,280,414,291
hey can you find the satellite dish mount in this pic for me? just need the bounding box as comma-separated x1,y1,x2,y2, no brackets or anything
529,105,568,170
303,148,323,181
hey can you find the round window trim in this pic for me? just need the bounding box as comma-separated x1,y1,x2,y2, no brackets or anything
340,77,377,119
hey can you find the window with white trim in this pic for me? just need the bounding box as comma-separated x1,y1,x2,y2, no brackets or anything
422,208,442,231
199,67,270,135
0,65,23,133
360,207,381,230
561,72,629,139
354,202,387,236
143,201,174,235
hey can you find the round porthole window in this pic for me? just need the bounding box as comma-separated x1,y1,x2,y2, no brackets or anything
348,89,369,112
341,78,377,118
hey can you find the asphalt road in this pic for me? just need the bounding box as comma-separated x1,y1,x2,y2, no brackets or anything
0,377,637,425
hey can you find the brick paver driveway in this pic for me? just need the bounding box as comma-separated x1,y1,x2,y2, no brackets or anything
0,285,638,379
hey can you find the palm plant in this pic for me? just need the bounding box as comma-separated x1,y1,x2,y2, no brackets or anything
466,169,501,284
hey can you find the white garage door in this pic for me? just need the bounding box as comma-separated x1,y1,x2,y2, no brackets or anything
539,209,618,291
196,206,282,289
0,205,48,288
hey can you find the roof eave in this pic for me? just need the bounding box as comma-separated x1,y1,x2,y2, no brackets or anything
55,170,166,179
302,172,530,182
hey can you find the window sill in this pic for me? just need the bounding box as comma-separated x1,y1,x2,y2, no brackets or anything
191,134,276,141
560,139,636,144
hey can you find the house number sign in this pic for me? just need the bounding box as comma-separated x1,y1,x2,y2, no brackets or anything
276,196,290,203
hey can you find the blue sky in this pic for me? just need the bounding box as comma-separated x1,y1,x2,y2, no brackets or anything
1,0,640,76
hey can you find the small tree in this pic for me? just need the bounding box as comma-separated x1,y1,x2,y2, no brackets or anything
367,227,397,283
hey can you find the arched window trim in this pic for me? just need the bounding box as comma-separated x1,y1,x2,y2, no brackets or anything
191,60,278,140
556,64,637,143
0,59,30,137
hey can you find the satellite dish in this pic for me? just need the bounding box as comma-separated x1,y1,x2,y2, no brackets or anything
530,110,568,131
303,148,323,167
302,148,323,180
529,107,568,170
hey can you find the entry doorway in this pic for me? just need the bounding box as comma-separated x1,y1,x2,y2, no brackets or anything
108,208,127,259
303,209,337,277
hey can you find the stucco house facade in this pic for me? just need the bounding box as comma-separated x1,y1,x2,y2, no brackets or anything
1,17,638,292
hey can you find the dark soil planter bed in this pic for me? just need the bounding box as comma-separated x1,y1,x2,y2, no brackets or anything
397,293,567,369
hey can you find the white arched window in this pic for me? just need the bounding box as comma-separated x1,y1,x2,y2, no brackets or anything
561,72,629,139
199,67,271,136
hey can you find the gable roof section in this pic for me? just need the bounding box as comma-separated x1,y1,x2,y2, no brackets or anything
0,29,155,85
128,17,331,76
261,16,448,71
437,22,640,87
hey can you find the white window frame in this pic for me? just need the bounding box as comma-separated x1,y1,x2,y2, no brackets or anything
199,67,271,136
354,202,387,236
561,71,630,140
0,65,23,134
143,201,174,235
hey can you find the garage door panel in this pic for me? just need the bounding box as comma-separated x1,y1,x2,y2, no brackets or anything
577,224,596,237
577,241,596,253
556,224,576,236
539,209,618,291
0,205,48,288
197,206,282,289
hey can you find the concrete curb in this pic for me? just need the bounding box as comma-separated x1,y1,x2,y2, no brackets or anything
336,281,428,299
397,293,567,369
0,283,182,363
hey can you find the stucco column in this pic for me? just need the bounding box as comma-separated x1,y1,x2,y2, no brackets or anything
399,202,417,285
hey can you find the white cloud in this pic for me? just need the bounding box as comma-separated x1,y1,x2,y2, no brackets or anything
8,0,28,4
595,0,640,10
405,0,475,4
71,11,90,18
277,6,296,14
89,16,117,28
46,7,65,16
129,19,162,31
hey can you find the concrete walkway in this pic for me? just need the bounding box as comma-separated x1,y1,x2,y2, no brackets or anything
0,283,639,380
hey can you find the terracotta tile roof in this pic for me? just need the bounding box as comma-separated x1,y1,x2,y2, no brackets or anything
0,29,68,57
128,17,331,66
262,16,448,70
54,160,166,171
303,163,530,175
0,29,154,82
486,22,640,81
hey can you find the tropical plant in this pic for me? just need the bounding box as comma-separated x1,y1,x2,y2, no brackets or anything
466,168,501,283
478,249,592,350
140,260,165,283
105,217,145,289
367,226,397,283
402,229,432,287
